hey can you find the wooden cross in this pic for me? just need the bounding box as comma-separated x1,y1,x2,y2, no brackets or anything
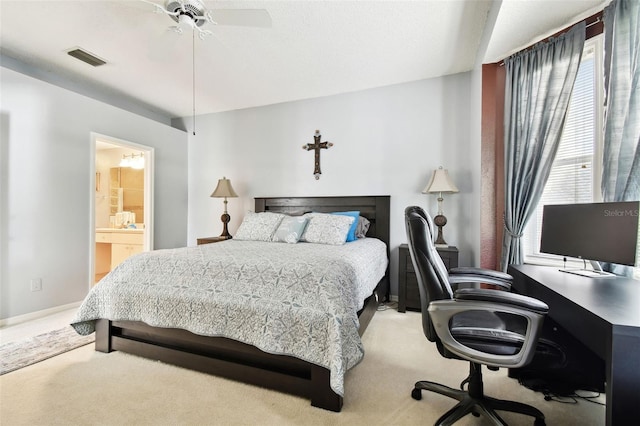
302,130,333,180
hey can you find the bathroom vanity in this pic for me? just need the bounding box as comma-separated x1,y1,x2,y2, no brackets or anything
95,228,144,283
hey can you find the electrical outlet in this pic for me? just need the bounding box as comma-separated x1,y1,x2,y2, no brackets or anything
30,278,42,292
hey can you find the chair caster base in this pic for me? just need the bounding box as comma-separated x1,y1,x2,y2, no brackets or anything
412,376,546,426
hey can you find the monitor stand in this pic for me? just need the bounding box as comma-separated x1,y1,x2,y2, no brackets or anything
559,260,616,278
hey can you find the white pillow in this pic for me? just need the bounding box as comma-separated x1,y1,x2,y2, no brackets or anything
272,216,309,244
234,212,285,242
301,213,355,245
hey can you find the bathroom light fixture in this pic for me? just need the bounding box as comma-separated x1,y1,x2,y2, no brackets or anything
210,177,238,239
119,153,145,169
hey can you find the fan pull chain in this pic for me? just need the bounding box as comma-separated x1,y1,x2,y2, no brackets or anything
192,27,196,136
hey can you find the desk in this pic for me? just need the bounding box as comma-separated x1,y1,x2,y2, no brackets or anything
508,264,640,426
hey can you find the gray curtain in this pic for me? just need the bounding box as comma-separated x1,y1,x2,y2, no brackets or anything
602,0,640,276
500,23,586,272
602,0,640,201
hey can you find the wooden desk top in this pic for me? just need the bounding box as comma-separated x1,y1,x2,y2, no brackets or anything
509,264,640,329
510,264,640,426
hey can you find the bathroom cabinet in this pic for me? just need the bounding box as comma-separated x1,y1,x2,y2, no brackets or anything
95,229,144,283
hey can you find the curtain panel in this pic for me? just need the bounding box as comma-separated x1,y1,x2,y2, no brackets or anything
602,0,640,277
500,23,586,272
602,0,640,202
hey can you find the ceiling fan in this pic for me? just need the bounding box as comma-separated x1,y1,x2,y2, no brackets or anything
140,0,272,39
136,1,271,135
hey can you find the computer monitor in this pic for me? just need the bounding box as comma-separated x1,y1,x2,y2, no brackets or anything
540,201,639,276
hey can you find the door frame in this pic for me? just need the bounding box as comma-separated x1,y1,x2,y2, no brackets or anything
89,132,154,289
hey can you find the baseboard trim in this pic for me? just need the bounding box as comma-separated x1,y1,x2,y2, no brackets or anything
0,302,82,327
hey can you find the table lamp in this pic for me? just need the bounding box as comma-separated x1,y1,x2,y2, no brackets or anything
422,166,459,246
210,177,238,239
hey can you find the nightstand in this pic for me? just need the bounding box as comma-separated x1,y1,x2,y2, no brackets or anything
398,243,458,312
197,236,231,245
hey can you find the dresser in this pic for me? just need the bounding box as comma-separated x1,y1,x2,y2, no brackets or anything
398,243,458,312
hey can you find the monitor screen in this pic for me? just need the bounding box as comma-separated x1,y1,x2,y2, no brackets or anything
540,201,639,266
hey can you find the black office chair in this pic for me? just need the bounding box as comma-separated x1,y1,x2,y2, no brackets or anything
413,205,514,290
405,206,549,425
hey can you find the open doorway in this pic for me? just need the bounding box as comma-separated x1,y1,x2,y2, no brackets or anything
89,132,154,286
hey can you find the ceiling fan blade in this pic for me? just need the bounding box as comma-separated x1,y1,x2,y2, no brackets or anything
125,2,271,28
211,9,271,28
120,0,163,12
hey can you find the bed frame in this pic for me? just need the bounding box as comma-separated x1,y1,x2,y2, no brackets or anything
95,195,390,412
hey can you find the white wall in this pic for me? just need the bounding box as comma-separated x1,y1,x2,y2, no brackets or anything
186,72,481,297
0,66,188,320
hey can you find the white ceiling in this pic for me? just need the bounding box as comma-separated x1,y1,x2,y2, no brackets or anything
1,0,609,120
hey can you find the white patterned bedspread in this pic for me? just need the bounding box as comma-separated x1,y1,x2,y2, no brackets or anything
71,238,388,396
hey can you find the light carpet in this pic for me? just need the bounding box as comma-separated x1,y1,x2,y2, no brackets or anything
0,309,605,425
0,325,95,375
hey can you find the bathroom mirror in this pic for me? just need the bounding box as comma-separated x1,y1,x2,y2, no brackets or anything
110,167,144,222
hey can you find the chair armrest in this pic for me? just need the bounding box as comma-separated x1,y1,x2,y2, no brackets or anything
454,288,548,314
428,292,548,368
448,274,512,291
449,267,513,283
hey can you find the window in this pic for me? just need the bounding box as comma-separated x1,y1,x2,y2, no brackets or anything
523,35,640,277
523,37,602,265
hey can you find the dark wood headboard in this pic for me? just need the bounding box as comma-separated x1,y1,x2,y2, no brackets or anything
254,195,390,249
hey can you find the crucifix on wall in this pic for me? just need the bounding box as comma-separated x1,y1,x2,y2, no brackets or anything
302,130,333,180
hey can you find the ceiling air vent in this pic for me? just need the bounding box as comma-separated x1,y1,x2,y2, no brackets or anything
67,48,106,67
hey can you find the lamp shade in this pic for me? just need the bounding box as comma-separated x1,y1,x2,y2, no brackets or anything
210,177,238,198
422,167,459,194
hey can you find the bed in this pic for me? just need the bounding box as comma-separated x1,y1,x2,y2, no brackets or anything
72,195,390,412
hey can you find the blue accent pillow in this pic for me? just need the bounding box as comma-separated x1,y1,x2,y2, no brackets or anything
331,211,360,242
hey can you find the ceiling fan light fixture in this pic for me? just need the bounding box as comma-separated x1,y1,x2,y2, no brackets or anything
166,0,207,28
177,13,195,31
